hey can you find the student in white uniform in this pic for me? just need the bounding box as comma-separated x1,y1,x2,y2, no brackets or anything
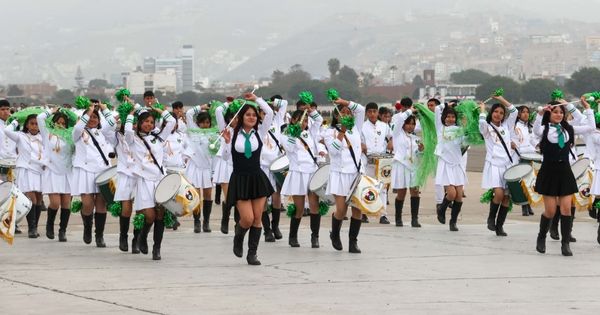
125,106,176,260
478,96,518,237
511,105,538,216
427,98,447,210
0,100,21,233
589,120,600,244
37,108,74,242
72,102,117,247
215,102,236,234
323,98,366,253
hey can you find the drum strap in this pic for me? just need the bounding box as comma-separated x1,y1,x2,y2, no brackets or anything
85,129,109,166
268,130,284,154
137,133,164,175
343,135,362,172
488,123,514,164
298,137,318,165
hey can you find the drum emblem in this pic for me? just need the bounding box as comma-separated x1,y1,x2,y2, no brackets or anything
361,188,378,204
185,190,194,201
381,166,392,178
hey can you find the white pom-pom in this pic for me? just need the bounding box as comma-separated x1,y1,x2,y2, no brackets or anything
208,143,216,150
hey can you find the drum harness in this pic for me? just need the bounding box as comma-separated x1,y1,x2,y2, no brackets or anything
488,123,515,164
85,129,110,166
337,128,362,173
298,135,318,166
268,130,285,155
137,132,164,175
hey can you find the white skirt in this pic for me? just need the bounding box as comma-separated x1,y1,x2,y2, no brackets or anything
71,167,100,196
15,168,42,193
481,161,508,190
261,165,277,189
435,160,466,186
280,170,312,196
391,162,417,189
114,173,136,201
186,163,213,189
133,177,159,211
326,171,357,197
212,157,232,184
590,169,600,195
42,169,71,194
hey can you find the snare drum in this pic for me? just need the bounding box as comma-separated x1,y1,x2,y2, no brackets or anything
503,164,534,205
572,158,593,210
308,163,335,206
269,155,289,189
95,166,118,205
154,173,201,217
368,154,394,185
0,181,32,224
0,159,16,181
345,175,385,216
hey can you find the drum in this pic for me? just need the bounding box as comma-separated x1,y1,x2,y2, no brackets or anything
503,164,534,205
520,153,542,175
308,163,335,206
95,166,118,205
269,155,289,189
368,154,394,185
0,159,16,181
154,173,201,217
572,158,592,210
166,167,185,175
0,181,32,224
345,175,385,216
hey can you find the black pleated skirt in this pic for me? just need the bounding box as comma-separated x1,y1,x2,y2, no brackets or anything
534,161,577,196
226,169,275,206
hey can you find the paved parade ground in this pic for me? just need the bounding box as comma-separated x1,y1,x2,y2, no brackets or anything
3,166,600,314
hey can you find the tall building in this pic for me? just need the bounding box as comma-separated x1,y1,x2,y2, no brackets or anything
180,45,195,92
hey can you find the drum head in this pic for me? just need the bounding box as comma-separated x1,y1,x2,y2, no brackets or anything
94,166,117,184
503,164,532,181
308,164,330,191
154,174,181,204
0,182,12,204
520,153,542,162
572,158,590,179
269,155,289,172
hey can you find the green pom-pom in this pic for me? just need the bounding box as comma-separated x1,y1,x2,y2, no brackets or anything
117,102,134,124
528,111,537,123
227,99,243,116
551,89,564,101
480,189,494,204
327,88,340,102
298,91,314,105
103,100,113,110
266,204,273,214
286,204,297,218
133,213,145,231
74,96,91,110
70,200,82,213
340,115,355,130
107,202,122,218
595,200,600,209
208,100,223,127
595,112,600,125
318,201,329,216
115,88,131,103
7,107,44,126
163,211,175,228
58,108,78,128
286,123,302,138
152,103,165,119
493,88,504,97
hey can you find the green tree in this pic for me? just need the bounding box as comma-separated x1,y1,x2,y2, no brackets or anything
50,89,75,105
88,79,111,89
198,92,227,104
521,79,559,103
337,65,359,87
328,58,340,78
7,85,23,97
450,69,493,84
360,72,375,88
566,67,600,97
476,76,522,103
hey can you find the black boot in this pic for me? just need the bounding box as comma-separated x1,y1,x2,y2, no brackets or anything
536,215,552,253
590,198,599,219
361,214,369,223
34,205,42,237
487,202,499,231
495,205,509,237
310,213,321,248
58,208,70,242
119,215,130,252
94,212,107,248
234,207,240,225
214,184,221,205
271,208,282,239
247,226,262,265
153,220,164,260
569,207,577,242
193,212,201,233
560,215,573,256
437,198,451,224
330,215,343,251
521,205,529,216
221,205,231,234
550,208,560,240
410,197,421,228
449,201,462,232
289,217,301,248
26,205,38,239
597,223,600,245
395,199,404,227
262,211,275,242
81,213,93,244
349,217,362,254
131,228,140,254
233,225,249,258
202,200,212,232
527,204,534,216
138,222,153,255
46,208,58,239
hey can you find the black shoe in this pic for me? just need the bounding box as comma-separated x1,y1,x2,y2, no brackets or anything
58,230,67,242
233,225,249,258
437,198,451,224
264,230,275,242
221,205,231,234
138,222,153,255
289,217,301,248
487,202,499,231
410,197,421,228
379,216,390,224
449,201,462,232
152,245,161,260
330,215,343,251
119,216,130,252
131,229,140,254
247,227,262,265
193,213,201,233
361,214,369,223
58,208,70,242
527,205,534,216
26,205,39,239
395,199,404,227
261,211,275,242
271,208,282,239
46,208,57,239
495,205,509,237
82,214,93,244
349,218,362,254
522,205,529,216
597,224,600,245
15,225,22,234
215,184,222,205
94,213,107,248
311,235,320,248
310,213,320,248
119,234,128,252
560,215,573,256
202,200,212,232
536,215,551,253
172,218,180,231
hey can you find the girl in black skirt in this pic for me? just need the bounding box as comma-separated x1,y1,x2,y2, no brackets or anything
222,93,274,265
533,97,594,256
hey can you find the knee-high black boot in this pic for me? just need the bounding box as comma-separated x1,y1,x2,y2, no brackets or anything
119,215,130,252
137,222,153,255
81,213,93,244
449,201,462,232
94,212,106,248
289,216,301,247
394,199,404,227
437,198,451,224
349,217,362,254
247,226,262,265
202,200,212,232
131,228,140,254
234,207,240,225
153,220,164,260
221,205,231,234
214,184,221,205
410,197,421,228
34,204,42,237
58,208,70,242
26,205,39,239
550,206,560,240
527,204,534,215
590,197,599,219
495,205,509,237
330,215,343,251
46,207,58,239
521,205,529,216
233,225,249,258
310,213,321,248
271,207,282,239
536,214,552,253
193,211,201,233
262,211,275,242
569,207,577,242
487,202,499,231
560,215,573,256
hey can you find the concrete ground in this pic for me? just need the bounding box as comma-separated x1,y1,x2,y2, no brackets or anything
2,161,600,314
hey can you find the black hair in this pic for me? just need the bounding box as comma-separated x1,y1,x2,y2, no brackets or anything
428,98,441,106
90,99,99,104
143,91,155,98
52,112,69,126
441,106,457,126
136,111,155,132
515,105,532,128
296,99,309,109
0,99,11,108
400,97,413,108
366,102,378,111
539,104,574,154
486,103,507,124
196,111,211,126
270,95,283,102
290,109,304,123
330,104,349,128
87,109,102,129
172,101,183,109
378,107,391,116
403,115,417,128
310,101,318,109
233,104,261,134
21,114,38,133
